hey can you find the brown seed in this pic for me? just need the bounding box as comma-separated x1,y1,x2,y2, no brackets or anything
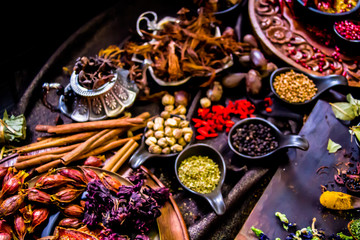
51,188,83,203
14,214,27,240
58,218,83,228
100,173,122,193
35,174,76,189
28,208,49,233
27,188,51,204
0,194,25,217
62,204,84,218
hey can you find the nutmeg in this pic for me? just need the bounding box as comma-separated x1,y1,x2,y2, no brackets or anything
162,93,175,106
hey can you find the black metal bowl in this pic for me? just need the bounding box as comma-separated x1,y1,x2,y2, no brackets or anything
175,143,226,215
333,19,360,53
228,117,309,160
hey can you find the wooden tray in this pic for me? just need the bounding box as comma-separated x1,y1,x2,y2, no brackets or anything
248,0,360,87
235,100,360,239
0,157,189,240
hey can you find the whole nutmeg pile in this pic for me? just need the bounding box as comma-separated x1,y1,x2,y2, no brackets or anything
144,93,193,154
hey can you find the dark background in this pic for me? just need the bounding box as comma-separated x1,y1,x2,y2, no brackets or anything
1,1,121,114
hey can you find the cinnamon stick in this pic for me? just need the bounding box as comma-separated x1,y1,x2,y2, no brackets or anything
36,117,146,135
103,139,135,171
111,141,139,173
17,131,98,153
61,129,111,165
35,160,62,174
14,153,65,170
16,143,81,163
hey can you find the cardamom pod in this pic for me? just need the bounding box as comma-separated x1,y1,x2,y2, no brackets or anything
14,214,27,240
35,174,76,189
50,188,83,203
79,167,100,183
28,208,49,233
100,172,122,193
0,194,25,217
58,168,87,185
62,204,84,218
27,188,51,204
58,218,83,228
0,170,28,199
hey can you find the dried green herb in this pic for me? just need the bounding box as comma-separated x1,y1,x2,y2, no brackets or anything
0,110,26,145
327,139,342,153
178,155,220,194
349,126,360,143
330,94,360,121
349,219,360,239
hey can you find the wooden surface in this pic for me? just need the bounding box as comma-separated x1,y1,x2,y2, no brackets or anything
248,0,360,87
235,100,360,239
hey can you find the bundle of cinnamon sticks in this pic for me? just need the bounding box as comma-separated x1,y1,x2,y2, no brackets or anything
15,112,150,173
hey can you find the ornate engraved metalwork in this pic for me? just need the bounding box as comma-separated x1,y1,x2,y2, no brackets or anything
251,0,360,86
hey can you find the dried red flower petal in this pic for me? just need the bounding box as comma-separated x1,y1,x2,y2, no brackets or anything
58,168,87,185
0,194,25,218
58,218,83,229
62,204,84,218
51,188,84,203
27,188,51,204
28,208,49,233
100,173,122,193
0,170,28,199
79,167,100,183
35,174,76,189
14,214,27,240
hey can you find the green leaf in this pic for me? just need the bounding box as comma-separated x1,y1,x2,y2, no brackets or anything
0,110,26,144
327,139,342,153
331,102,356,121
350,126,360,143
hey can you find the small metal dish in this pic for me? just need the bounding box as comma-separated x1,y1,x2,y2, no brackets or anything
42,68,138,122
175,143,226,215
270,67,348,106
228,117,309,160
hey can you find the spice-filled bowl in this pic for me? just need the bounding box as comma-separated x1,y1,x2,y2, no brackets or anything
334,20,360,53
175,143,226,215
228,117,309,161
270,67,348,106
129,115,194,169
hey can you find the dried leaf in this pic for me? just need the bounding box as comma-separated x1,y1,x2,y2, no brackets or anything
327,139,342,153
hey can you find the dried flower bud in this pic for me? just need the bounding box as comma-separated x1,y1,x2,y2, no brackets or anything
14,214,27,240
147,121,154,129
145,129,154,138
182,127,193,134
179,120,189,128
100,173,122,193
154,131,165,139
58,168,87,185
184,133,193,143
157,138,168,148
61,204,84,218
58,218,83,229
173,129,183,139
165,118,177,127
171,144,183,153
160,111,171,119
84,155,104,167
27,188,51,204
164,105,175,112
0,167,8,182
148,145,162,154
79,167,100,183
0,194,25,218
0,232,11,240
0,170,28,199
153,122,164,131
178,137,187,146
165,126,173,137
166,137,176,146
162,93,175,106
28,208,49,233
35,174,76,190
145,137,157,146
51,188,83,203
162,147,171,154
200,97,211,108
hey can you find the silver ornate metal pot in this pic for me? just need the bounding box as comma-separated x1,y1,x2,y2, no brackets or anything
42,68,138,122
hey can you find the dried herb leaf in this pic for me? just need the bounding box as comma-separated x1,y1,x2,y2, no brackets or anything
330,102,356,121
0,110,26,144
350,126,360,142
327,139,342,153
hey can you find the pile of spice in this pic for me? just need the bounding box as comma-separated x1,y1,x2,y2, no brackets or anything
178,155,221,194
231,122,279,156
192,99,255,140
349,219,360,239
273,70,317,103
304,0,358,13
335,20,360,41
